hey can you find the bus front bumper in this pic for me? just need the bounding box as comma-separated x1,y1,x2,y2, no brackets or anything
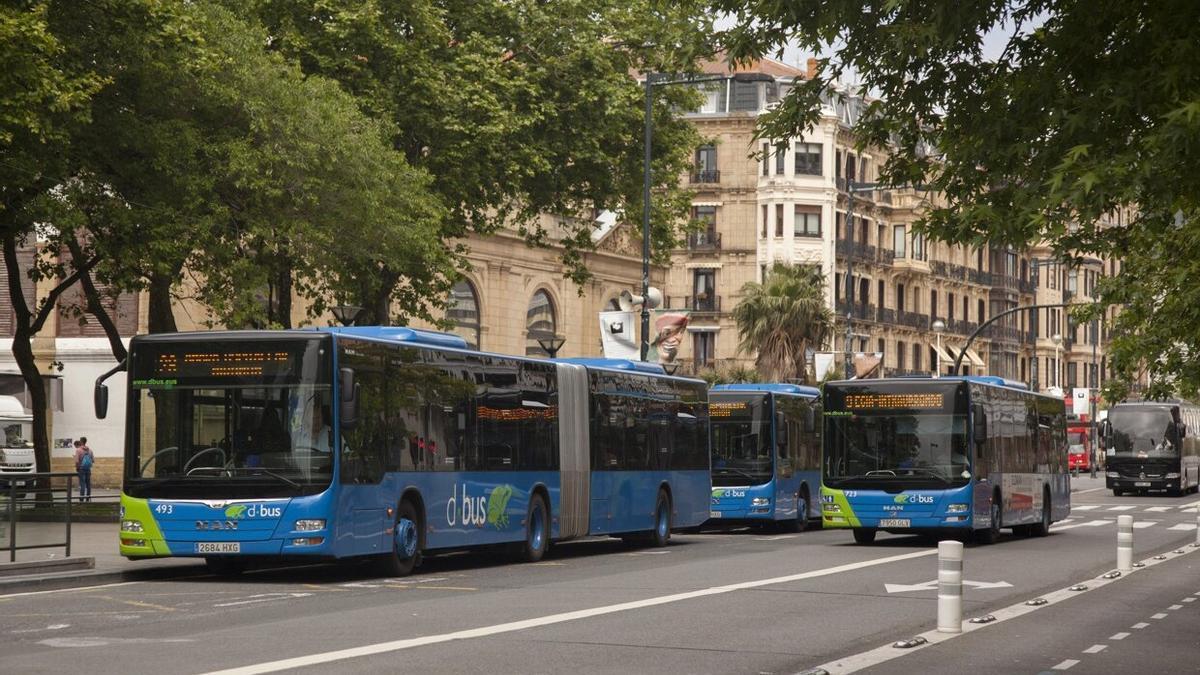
1107,475,1179,491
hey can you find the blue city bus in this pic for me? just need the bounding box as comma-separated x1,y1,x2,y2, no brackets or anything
707,384,822,532
821,376,1070,544
97,328,710,575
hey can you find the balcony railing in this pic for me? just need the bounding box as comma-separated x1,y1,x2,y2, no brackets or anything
968,269,993,285
835,300,877,321
687,295,722,313
1018,279,1037,294
896,310,930,330
687,231,721,250
690,169,721,184
877,248,895,265
885,368,931,378
835,239,878,263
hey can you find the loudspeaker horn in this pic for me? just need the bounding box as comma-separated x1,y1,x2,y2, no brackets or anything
618,287,663,312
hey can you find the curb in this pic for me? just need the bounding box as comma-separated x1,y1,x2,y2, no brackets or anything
0,562,207,595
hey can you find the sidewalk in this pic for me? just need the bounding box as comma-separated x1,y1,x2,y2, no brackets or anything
0,489,205,594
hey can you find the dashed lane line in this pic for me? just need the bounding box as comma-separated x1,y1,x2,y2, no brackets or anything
1131,622,1150,629
1051,659,1080,670
1150,613,1168,619
1109,632,1130,640
1082,644,1107,654
1106,506,1137,511
1168,604,1183,610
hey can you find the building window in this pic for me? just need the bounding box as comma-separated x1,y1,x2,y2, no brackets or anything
878,338,886,367
846,153,857,181
762,142,770,176
930,290,938,320
775,142,787,175
693,269,716,311
913,343,923,372
977,299,985,324
1067,362,1078,388
912,232,925,261
948,293,955,321
793,206,821,237
693,145,718,182
794,142,821,175
761,204,768,238
775,204,784,237
877,279,885,308
525,290,557,357
447,280,481,350
893,225,906,258
693,80,727,113
693,205,716,236
897,340,906,371
733,80,760,111
693,332,715,368
896,283,906,312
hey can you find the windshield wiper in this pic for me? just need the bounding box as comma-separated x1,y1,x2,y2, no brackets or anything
713,466,760,481
893,467,952,485
228,467,301,489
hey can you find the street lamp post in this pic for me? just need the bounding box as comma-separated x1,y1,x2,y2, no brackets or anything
1052,333,1063,392
536,335,566,359
932,319,946,378
331,304,365,327
641,70,774,361
1091,316,1099,479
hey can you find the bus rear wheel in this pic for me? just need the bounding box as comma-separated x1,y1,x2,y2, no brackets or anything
378,501,421,577
852,528,876,544
518,494,549,563
1029,492,1051,537
650,490,672,547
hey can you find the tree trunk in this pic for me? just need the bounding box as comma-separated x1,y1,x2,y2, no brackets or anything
66,238,127,362
274,264,292,329
147,273,177,334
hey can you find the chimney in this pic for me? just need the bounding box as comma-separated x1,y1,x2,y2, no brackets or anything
806,57,819,80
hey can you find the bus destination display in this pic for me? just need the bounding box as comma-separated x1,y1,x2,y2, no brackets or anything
843,392,945,410
155,351,292,379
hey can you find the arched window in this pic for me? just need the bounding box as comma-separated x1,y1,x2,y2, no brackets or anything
526,290,557,356
447,280,481,350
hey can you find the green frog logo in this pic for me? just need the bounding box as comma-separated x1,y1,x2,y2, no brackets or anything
485,485,514,530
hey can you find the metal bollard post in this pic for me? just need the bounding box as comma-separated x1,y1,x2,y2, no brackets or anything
1117,515,1133,572
938,540,963,633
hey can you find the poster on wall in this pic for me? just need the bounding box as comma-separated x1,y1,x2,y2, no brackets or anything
598,311,638,360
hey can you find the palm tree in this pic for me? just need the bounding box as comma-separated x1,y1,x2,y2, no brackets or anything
731,263,833,383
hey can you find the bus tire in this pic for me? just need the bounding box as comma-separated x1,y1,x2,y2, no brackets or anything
205,556,246,577
852,528,876,544
650,490,672,547
1030,490,1051,537
379,500,421,577
1112,488,1124,497
780,487,810,533
519,493,549,563
975,494,1001,545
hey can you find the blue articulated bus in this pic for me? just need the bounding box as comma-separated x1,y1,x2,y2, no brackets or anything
707,384,822,532
98,328,710,575
821,376,1070,544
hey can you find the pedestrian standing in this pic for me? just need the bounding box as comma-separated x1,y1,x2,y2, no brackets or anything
74,439,94,502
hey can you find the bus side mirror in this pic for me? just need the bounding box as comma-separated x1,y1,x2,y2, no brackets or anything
94,383,108,420
340,367,358,429
1100,418,1111,443
1178,422,1187,439
804,406,816,432
972,405,988,444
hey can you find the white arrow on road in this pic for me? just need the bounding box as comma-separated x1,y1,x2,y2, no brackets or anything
885,579,1012,593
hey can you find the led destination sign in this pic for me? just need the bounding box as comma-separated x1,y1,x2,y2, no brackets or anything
130,339,325,387
843,392,946,410
154,351,292,379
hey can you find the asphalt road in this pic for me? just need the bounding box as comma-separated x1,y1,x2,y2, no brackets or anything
2,476,1198,675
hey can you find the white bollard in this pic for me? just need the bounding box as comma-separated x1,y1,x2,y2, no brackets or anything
1117,514,1134,572
937,540,963,633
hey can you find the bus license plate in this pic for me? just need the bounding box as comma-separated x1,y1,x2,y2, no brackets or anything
709,511,722,519
196,542,240,554
879,518,910,528
1134,482,1151,487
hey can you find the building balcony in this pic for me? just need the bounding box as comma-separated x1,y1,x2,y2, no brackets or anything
896,310,930,330
885,368,931,378
835,300,877,321
1018,279,1037,295
968,269,993,285
690,169,721,184
687,231,721,250
686,295,722,314
835,239,878,263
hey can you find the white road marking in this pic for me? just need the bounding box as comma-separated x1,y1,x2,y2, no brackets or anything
1177,500,1200,510
755,535,797,541
1109,632,1130,640
1132,622,1150,629
1168,523,1197,531
1082,644,1107,654
11,623,70,634
0,580,140,599
1151,613,1168,619
39,636,195,648
1071,505,1100,511
1133,521,1156,529
198,549,939,675
1168,604,1183,610
1107,506,1136,511
885,579,1011,593
1183,597,1196,603
1053,519,1112,531
1052,659,1080,670
1144,506,1172,512
213,592,312,608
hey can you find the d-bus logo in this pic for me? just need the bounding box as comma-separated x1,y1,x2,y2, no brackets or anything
447,484,515,530
893,494,935,505
221,503,281,519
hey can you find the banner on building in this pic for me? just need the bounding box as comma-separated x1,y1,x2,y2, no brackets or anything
814,352,837,382
648,310,690,364
1072,387,1090,414
599,311,638,360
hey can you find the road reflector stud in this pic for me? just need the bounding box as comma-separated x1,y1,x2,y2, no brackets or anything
1174,549,1186,554
1026,598,1048,606
893,637,928,649
1101,571,1121,579
1069,584,1088,591
1133,562,1146,568
969,615,996,624
1154,555,1167,560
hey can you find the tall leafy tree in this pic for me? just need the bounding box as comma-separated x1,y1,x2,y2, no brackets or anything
238,0,714,317
717,0,1200,399
732,263,832,382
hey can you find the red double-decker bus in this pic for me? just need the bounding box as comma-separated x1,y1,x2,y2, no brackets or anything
1067,423,1091,472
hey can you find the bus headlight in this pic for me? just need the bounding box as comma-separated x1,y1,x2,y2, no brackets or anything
294,519,326,532
1165,473,1181,479
1106,472,1119,478
751,497,770,506
121,520,144,533
823,503,841,512
946,503,969,514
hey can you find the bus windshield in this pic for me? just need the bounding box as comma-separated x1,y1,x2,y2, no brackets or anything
1109,408,1178,458
710,395,772,486
825,412,970,488
126,337,332,498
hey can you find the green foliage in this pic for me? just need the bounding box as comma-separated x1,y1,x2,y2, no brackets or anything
731,263,832,383
717,0,1200,399
239,0,714,286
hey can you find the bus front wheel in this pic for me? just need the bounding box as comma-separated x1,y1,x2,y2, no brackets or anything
379,501,421,577
975,497,1001,545
780,489,810,533
852,528,876,544
650,490,672,547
